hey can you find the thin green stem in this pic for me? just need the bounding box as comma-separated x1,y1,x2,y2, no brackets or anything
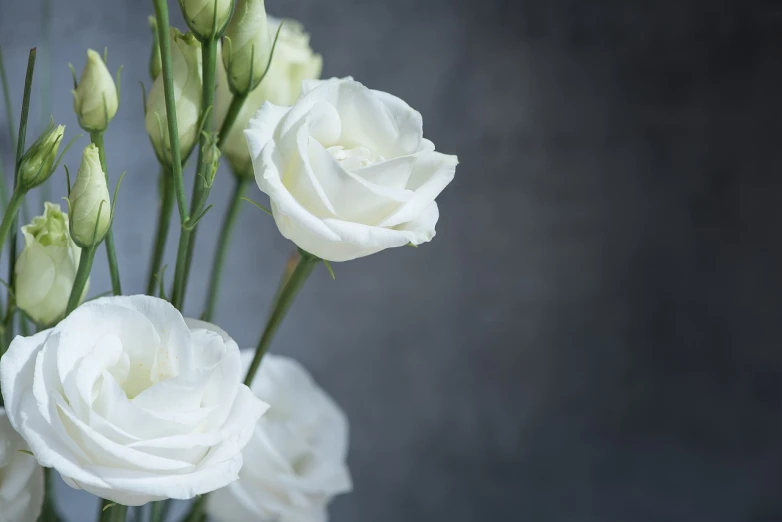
0,190,24,266
39,468,61,522
244,250,319,387
146,166,174,295
152,0,189,225
217,92,248,148
39,0,52,205
99,499,128,522
174,37,218,309
4,49,36,350
149,499,170,522
201,178,247,321
182,90,248,308
66,247,95,315
90,131,121,295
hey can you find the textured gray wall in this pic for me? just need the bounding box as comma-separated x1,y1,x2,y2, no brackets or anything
2,0,782,521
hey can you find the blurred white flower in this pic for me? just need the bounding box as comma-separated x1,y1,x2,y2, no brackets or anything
0,409,43,522
207,352,351,522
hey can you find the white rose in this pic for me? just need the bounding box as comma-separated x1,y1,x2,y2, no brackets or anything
15,202,85,326
0,295,269,506
0,409,44,522
216,17,322,179
207,352,351,522
244,77,458,261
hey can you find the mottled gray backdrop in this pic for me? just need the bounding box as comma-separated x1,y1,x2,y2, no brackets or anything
2,0,782,521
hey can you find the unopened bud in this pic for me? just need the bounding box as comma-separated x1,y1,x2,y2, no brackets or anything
73,49,119,132
222,0,271,94
178,0,234,40
18,123,65,190
144,29,203,165
202,133,220,188
68,144,111,248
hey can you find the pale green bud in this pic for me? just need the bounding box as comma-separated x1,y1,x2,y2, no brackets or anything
216,18,321,179
202,133,220,187
149,16,162,80
68,144,111,247
222,0,271,94
73,49,119,132
178,0,234,40
15,203,85,325
18,123,65,190
144,29,203,165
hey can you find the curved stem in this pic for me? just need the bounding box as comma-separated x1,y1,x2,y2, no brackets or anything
217,92,248,148
66,247,94,315
146,166,174,295
172,37,217,309
202,178,247,321
244,250,319,387
89,131,121,295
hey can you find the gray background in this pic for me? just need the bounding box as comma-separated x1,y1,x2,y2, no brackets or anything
2,0,782,521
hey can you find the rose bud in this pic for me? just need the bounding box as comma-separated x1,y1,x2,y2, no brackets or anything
17,122,65,190
222,0,271,95
68,144,111,248
72,49,119,132
178,0,234,41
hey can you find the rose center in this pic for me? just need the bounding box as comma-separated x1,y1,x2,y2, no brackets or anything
327,145,384,170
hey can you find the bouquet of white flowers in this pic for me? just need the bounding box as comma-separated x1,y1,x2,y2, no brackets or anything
0,0,457,521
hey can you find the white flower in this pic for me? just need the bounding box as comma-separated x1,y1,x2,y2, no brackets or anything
145,29,203,165
207,352,351,522
0,409,44,522
217,17,322,179
72,49,118,132
15,203,84,326
0,295,269,506
245,77,458,261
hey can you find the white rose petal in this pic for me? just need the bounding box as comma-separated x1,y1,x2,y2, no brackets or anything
0,409,44,522
207,352,351,522
0,295,269,506
244,77,458,261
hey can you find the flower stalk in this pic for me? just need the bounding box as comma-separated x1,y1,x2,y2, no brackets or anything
244,249,319,387
146,166,174,296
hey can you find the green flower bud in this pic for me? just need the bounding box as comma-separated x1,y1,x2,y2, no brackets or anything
202,132,220,187
149,16,162,80
18,123,65,190
222,0,271,94
68,144,111,248
178,0,235,40
73,49,119,132
144,29,203,165
216,18,321,179
15,203,85,325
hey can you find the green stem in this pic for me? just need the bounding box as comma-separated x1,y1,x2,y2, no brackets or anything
0,45,17,153
181,90,248,307
89,131,122,296
99,499,128,522
0,190,24,266
146,166,174,295
201,178,247,321
4,48,36,350
149,499,170,522
182,495,207,522
244,250,319,387
173,37,218,309
39,0,52,206
217,92,248,148
39,468,61,522
66,247,95,315
152,0,189,225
